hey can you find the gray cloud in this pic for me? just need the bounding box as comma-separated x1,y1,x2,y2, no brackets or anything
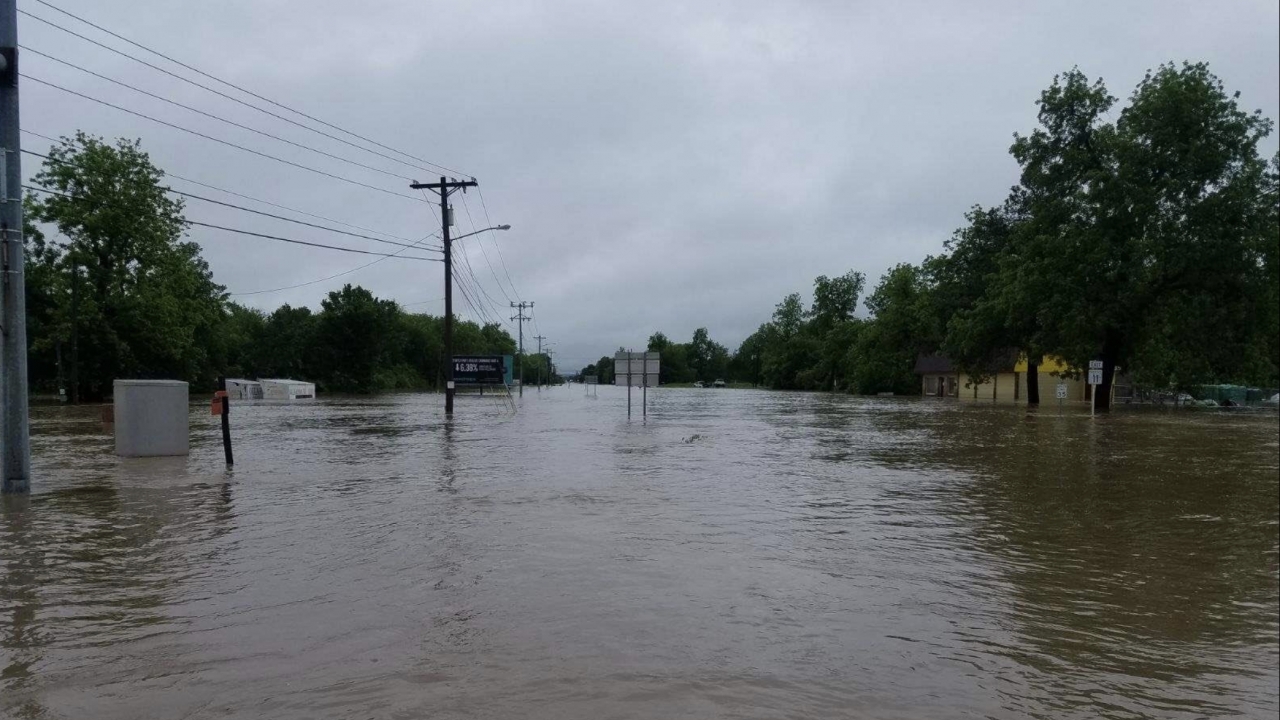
18,0,1279,372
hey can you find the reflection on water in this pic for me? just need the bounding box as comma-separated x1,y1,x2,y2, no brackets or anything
2,391,1277,719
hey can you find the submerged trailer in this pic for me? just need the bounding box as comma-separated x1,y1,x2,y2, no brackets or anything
225,378,263,400
259,379,316,400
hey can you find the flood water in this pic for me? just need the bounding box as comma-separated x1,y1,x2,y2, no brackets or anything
2,387,1277,719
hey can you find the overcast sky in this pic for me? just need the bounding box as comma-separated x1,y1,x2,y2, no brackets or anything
18,0,1280,371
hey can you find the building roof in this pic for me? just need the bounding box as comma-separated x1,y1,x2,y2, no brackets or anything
914,350,1019,375
914,353,954,374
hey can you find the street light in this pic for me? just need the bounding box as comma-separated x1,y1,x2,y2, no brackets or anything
450,224,510,243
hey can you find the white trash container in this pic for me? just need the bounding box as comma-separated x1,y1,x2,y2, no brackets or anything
113,379,190,457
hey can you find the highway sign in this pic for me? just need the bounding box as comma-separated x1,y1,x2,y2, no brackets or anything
1056,383,1068,400
1088,360,1104,369
1087,369,1103,385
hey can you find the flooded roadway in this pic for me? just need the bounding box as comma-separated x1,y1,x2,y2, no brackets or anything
2,387,1277,719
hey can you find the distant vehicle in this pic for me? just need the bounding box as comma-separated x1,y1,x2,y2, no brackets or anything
712,379,726,388
693,381,704,388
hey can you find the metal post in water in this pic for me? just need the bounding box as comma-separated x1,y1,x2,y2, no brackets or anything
221,394,233,466
1,0,32,493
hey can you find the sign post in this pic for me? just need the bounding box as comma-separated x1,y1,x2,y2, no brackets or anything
615,350,660,418
1087,360,1103,417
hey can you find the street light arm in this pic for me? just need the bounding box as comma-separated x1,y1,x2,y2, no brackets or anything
452,225,511,242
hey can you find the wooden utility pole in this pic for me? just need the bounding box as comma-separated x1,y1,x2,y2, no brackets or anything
510,301,532,397
409,176,477,415
533,335,546,388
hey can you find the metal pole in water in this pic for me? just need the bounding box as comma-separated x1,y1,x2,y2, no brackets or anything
221,394,233,466
1,0,32,494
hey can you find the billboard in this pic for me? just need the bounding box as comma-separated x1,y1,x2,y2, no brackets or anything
453,355,506,385
614,351,660,387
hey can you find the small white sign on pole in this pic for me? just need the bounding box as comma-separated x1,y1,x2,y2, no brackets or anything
1056,383,1068,400
1088,360,1104,370
1087,369,1103,385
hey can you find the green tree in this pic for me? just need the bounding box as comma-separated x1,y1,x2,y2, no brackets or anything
848,264,930,395
688,327,729,383
729,324,771,386
25,132,226,398
809,271,865,390
1011,64,1276,407
312,285,403,392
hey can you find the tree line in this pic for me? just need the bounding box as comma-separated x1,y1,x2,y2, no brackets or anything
583,64,1280,409
23,132,528,399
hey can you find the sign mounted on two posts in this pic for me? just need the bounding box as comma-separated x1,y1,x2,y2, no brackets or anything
453,355,506,385
615,350,660,418
614,351,660,387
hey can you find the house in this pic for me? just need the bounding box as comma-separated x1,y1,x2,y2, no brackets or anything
916,354,960,397
915,353,1090,403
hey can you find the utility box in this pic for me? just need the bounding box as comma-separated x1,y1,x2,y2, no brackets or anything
113,380,190,457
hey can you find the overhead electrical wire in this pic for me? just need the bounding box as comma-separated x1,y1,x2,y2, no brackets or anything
451,198,513,325
21,74,426,202
477,187,521,298
186,221,440,260
402,297,445,308
22,129,420,244
450,266,485,323
20,45,416,182
20,145,440,252
460,193,514,304
23,184,439,261
18,5,464,178
230,235,443,296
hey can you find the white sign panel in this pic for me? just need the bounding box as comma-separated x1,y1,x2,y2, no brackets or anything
1088,360,1104,370
1087,369,1103,385
614,351,660,387
1056,383,1068,400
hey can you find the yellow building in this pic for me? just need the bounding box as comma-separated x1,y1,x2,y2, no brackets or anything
916,353,1088,403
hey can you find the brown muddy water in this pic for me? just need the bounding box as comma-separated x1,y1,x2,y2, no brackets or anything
2,387,1277,719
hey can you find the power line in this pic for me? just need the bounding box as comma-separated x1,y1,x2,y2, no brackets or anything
24,0,467,177
450,202,512,327
23,183,441,260
455,240,510,327
477,187,521,298
453,265,497,325
20,45,416,182
450,265,484,323
186,220,441,260
21,74,427,202
20,144,440,252
230,235,442,296
402,296,445,308
460,193,514,303
22,128,420,243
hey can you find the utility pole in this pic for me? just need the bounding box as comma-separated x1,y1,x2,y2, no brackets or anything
510,301,532,397
409,176,477,415
1,0,31,494
69,263,79,404
533,335,546,388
